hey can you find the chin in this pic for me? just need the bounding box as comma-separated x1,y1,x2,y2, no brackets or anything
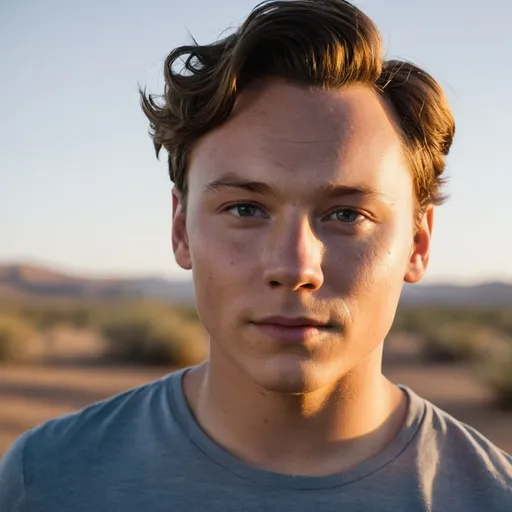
247,355,338,395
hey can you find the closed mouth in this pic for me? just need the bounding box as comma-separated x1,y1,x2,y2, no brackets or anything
252,316,332,329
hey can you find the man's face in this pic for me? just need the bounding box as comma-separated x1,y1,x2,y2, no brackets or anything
173,79,432,393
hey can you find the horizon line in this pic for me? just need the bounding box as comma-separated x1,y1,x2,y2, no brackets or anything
1,257,511,287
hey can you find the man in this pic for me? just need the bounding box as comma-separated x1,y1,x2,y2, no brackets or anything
1,0,511,510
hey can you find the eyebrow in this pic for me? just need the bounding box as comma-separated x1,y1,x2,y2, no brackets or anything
203,172,390,202
204,173,276,196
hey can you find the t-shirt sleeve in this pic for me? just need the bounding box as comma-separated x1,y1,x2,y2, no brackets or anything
0,433,30,512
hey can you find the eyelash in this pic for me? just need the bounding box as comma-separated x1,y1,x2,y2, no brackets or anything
222,203,367,224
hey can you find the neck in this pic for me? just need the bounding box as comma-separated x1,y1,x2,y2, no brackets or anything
183,344,407,476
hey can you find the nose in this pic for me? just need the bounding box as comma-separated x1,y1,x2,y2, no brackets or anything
262,215,324,292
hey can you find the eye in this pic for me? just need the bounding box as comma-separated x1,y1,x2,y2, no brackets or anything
225,203,267,218
327,208,364,224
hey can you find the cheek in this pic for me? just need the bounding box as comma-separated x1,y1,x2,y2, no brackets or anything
325,226,407,284
338,226,412,333
189,215,262,276
187,218,261,329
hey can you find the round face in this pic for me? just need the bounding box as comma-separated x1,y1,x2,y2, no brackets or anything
173,79,431,394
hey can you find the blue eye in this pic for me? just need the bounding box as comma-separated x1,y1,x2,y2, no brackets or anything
226,204,265,218
328,209,363,223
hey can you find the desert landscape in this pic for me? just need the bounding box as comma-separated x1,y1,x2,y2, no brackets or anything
1,263,511,458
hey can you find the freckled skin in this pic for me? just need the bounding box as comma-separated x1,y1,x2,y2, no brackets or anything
173,79,432,396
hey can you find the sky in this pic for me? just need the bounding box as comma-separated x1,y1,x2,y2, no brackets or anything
1,0,511,284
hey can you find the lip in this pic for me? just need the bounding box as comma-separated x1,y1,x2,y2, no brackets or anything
252,316,332,343
254,316,330,327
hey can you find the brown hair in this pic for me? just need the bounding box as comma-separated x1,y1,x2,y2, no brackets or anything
140,0,455,219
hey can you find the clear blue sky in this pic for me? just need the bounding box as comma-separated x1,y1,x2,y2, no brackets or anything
1,0,511,283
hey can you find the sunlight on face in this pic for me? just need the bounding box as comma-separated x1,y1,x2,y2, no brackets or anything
174,79,426,393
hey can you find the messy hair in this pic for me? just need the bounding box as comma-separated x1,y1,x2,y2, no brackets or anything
140,0,455,219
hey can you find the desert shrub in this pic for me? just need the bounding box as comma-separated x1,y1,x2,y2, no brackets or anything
19,303,102,331
100,308,207,367
1,297,203,334
392,307,512,337
496,309,512,336
421,323,491,363
171,304,201,323
0,314,37,362
476,335,512,408
392,308,461,334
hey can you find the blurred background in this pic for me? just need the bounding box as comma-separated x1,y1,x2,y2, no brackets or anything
1,0,511,457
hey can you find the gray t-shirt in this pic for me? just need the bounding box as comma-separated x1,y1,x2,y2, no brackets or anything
1,368,511,511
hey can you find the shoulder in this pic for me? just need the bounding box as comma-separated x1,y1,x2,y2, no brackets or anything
412,390,512,498
0,430,30,510
0,372,179,502
28,379,166,450
26,372,172,453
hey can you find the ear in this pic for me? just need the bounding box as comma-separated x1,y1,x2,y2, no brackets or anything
404,205,434,284
172,188,192,270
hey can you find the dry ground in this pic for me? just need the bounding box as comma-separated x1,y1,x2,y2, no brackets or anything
1,329,511,458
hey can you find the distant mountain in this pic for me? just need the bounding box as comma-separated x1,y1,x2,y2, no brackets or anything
0,262,510,307
0,263,195,304
400,281,512,307
122,277,195,303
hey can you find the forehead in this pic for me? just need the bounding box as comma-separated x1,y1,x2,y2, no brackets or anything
188,79,409,196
